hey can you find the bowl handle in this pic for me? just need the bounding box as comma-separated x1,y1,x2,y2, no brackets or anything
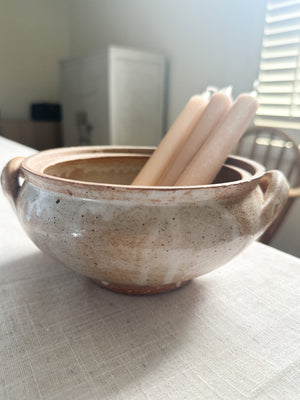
259,169,289,234
1,157,25,212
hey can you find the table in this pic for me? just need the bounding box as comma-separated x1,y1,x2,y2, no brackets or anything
1,137,300,400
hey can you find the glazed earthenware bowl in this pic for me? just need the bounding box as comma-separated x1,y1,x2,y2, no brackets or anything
1,146,289,295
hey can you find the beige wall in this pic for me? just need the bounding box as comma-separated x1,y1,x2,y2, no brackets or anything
0,0,267,125
69,0,267,127
0,0,70,119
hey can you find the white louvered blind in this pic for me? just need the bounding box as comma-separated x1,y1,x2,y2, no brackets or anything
255,0,300,130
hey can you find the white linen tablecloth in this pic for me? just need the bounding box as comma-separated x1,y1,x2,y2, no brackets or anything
0,137,300,399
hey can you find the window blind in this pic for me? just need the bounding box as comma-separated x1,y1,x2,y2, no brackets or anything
255,0,300,129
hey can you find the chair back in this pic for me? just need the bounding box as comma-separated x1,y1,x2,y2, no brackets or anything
234,125,300,244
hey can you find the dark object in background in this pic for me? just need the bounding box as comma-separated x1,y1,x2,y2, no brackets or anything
31,103,62,122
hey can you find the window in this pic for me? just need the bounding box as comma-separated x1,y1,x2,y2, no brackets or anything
255,0,300,130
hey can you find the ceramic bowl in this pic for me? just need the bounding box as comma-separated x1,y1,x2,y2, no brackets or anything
1,146,289,295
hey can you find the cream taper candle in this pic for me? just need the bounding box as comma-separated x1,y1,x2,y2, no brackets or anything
175,93,258,186
158,92,232,186
131,94,208,186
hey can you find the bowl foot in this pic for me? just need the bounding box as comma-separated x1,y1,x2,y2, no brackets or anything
91,279,190,295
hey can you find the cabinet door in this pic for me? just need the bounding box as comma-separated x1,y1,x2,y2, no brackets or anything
60,60,84,146
109,47,165,146
80,54,109,145
60,54,109,146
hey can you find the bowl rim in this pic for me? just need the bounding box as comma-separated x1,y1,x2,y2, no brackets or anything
21,145,266,192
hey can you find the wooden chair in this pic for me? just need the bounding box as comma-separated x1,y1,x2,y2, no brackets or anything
234,126,300,244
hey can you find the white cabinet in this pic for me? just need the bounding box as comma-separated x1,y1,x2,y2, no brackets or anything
60,46,166,147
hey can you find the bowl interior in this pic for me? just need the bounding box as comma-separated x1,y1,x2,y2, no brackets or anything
44,154,246,185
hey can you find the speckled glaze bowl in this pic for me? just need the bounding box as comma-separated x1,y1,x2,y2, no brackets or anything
1,146,289,295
